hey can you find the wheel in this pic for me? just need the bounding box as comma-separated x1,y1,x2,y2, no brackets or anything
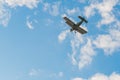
70,29,73,32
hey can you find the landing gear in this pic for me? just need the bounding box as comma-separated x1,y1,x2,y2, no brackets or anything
70,29,73,32
70,29,76,34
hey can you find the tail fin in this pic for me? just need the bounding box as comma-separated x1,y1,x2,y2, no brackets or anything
78,16,88,23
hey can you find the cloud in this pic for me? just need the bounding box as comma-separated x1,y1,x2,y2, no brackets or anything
72,72,120,80
43,2,61,16
58,29,96,69
79,39,96,69
0,0,40,27
69,26,120,69
49,2,60,16
0,0,11,26
50,72,64,78
26,17,34,30
58,30,70,43
84,0,119,27
61,14,67,18
58,72,64,77
28,68,64,79
5,0,40,9
93,28,120,55
43,2,50,11
29,69,40,76
45,18,54,26
66,7,80,16
78,0,86,3
96,0,117,27
84,4,95,18
63,27,120,69
72,77,83,80
70,33,84,65
67,33,96,69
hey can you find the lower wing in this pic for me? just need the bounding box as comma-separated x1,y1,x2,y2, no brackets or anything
76,27,87,34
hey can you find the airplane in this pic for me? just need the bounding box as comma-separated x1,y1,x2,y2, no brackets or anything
63,16,88,34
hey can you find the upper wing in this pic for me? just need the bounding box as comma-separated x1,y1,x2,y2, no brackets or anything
76,27,87,34
63,17,75,28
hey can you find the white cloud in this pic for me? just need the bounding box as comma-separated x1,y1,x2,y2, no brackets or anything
72,72,120,80
84,4,95,18
5,0,40,9
58,72,64,77
72,77,83,80
58,30,69,43
26,19,34,30
45,18,54,26
84,0,119,27
66,7,80,16
28,68,64,79
58,30,96,69
68,27,120,69
90,73,109,80
0,0,11,26
49,2,60,16
68,33,96,69
29,69,41,76
70,33,84,65
96,0,117,27
59,24,120,69
61,14,67,18
43,2,50,11
0,0,40,27
49,71,64,79
78,0,85,3
79,39,96,69
43,2,61,16
94,29,120,55
109,73,120,80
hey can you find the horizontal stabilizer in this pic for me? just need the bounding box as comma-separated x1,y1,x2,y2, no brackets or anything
78,16,88,23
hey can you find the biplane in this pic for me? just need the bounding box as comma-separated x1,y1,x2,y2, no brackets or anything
63,16,88,34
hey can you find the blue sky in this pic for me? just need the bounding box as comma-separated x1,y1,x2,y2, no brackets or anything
0,0,120,80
